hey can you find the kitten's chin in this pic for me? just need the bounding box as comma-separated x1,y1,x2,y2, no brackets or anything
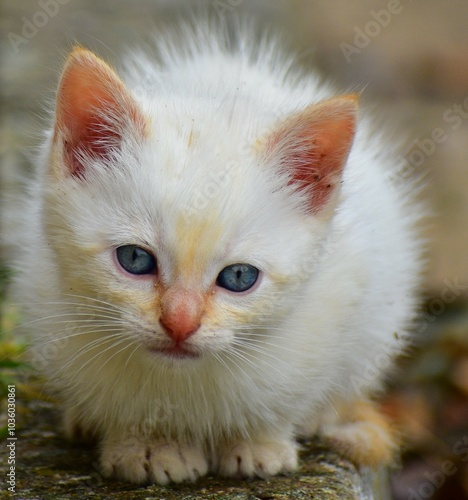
146,344,201,361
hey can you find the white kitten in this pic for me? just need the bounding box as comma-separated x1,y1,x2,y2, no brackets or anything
12,23,422,484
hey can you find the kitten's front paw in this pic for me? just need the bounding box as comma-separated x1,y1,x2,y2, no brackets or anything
100,437,208,484
218,438,298,479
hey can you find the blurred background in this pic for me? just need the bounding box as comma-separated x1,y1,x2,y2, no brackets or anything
1,1,467,498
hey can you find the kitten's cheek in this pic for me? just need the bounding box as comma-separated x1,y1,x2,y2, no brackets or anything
215,271,263,296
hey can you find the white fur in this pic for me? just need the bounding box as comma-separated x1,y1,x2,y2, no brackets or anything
12,23,423,483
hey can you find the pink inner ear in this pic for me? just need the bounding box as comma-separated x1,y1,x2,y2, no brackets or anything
268,95,358,214
54,48,146,179
63,113,122,179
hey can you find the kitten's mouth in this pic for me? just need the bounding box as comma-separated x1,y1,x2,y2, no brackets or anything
147,343,200,360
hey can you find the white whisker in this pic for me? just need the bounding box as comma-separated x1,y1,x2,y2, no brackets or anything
52,334,129,382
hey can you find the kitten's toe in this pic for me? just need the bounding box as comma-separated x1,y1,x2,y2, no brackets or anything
218,438,298,479
100,437,150,484
100,438,208,484
147,442,208,484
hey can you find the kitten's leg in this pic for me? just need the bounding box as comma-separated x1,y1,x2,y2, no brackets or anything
63,407,98,444
100,436,208,485
217,435,298,479
320,399,397,467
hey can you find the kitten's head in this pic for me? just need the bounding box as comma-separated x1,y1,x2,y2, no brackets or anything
42,48,357,365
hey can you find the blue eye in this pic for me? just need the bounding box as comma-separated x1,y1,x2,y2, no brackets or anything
216,264,259,292
116,245,157,275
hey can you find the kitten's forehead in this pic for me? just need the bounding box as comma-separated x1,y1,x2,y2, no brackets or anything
146,97,271,173
136,121,248,278
172,211,225,281
144,104,275,220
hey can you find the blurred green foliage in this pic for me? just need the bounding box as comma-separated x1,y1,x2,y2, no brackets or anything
0,263,27,439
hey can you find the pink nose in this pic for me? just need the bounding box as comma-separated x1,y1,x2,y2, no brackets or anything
159,316,200,343
159,288,203,343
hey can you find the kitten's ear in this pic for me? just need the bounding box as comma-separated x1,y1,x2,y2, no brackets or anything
52,47,147,179
264,94,358,215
